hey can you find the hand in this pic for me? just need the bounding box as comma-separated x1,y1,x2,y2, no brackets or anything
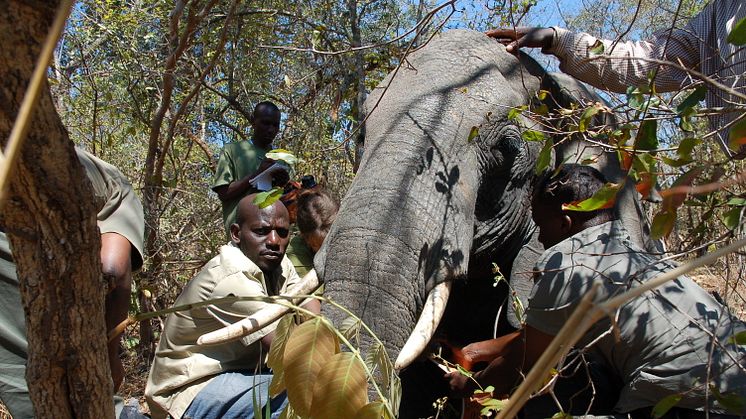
461,339,501,364
485,27,555,53
445,371,475,398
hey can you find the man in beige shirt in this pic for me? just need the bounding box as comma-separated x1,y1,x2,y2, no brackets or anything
145,194,318,419
488,0,746,159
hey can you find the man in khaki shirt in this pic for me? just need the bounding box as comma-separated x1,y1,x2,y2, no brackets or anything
145,194,318,419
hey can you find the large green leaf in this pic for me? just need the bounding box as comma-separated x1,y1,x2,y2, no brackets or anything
522,129,545,142
310,352,369,419
253,187,284,209
284,317,340,417
676,86,706,114
578,104,601,132
563,182,620,212
722,207,743,231
651,210,677,240
635,119,658,151
267,315,297,396
652,394,682,418
727,16,746,45
727,330,746,346
535,138,553,175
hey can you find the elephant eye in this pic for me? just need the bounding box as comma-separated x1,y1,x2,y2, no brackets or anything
489,125,523,169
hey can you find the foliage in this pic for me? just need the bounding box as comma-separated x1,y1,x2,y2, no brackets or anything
268,302,400,419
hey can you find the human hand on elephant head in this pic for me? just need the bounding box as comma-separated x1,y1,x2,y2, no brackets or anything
485,27,555,53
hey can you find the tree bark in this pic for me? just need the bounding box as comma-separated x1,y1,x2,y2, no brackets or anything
0,1,114,418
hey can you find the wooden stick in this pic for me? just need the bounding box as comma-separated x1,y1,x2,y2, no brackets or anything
0,0,75,207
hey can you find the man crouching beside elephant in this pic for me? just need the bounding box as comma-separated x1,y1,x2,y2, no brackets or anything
448,164,746,418
145,194,320,419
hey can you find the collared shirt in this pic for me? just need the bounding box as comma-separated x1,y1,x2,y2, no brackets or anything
526,221,746,414
547,0,746,158
145,244,301,419
211,140,268,233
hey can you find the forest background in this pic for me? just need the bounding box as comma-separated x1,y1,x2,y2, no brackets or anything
2,0,746,417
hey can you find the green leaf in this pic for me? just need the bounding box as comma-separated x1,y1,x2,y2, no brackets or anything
728,117,746,151
522,129,545,142
711,386,746,414
676,86,707,114
550,412,573,419
468,126,479,142
588,39,605,55
727,16,746,46
635,119,658,151
534,139,553,175
727,197,746,206
253,187,284,209
652,394,682,418
651,210,676,240
533,103,549,116
508,105,527,120
727,330,746,345
578,105,600,132
722,207,742,230
678,137,701,160
266,149,301,166
536,90,549,101
562,182,620,212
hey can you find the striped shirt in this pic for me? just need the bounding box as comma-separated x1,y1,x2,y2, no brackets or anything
546,0,746,159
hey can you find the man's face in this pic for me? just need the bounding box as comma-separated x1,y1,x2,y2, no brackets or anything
252,106,281,147
232,200,290,274
531,200,569,249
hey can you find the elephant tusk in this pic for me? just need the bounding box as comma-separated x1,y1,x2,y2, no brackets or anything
394,280,452,371
197,269,320,345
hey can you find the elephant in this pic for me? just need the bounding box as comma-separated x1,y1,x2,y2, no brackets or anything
312,29,653,417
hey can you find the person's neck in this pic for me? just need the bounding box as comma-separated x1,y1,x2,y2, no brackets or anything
251,138,273,151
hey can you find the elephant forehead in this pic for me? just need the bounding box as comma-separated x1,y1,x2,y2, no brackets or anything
364,30,540,149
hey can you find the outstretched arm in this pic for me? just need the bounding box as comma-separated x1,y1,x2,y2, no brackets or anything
101,232,133,392
486,25,698,94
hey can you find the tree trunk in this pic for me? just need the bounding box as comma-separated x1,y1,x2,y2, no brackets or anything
0,1,114,418
347,0,367,173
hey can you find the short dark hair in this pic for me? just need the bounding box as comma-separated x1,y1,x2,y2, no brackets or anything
534,164,614,224
296,189,339,236
254,101,279,117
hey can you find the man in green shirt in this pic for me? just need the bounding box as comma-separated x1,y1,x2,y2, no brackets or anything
211,101,289,234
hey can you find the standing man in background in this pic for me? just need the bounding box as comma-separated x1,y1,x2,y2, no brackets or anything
212,101,290,235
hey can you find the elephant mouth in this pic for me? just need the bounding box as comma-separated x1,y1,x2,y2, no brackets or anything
194,270,451,371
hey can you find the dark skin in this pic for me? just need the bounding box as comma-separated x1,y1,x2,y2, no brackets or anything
214,104,289,204
230,195,320,351
485,27,556,54
101,232,134,392
446,198,588,398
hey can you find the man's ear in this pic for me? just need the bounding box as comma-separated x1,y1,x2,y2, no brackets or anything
230,223,241,244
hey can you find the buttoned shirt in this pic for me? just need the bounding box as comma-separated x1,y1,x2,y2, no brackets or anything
527,221,746,414
145,244,301,419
